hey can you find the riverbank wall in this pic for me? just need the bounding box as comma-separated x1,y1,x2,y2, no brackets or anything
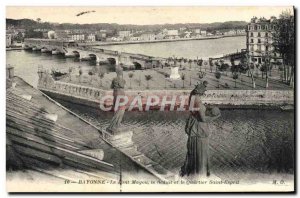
37,71,294,111
81,35,246,47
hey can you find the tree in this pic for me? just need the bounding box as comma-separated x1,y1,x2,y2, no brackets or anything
188,59,193,69
88,71,94,84
215,72,221,88
145,75,152,89
232,73,239,88
36,18,41,23
209,59,213,73
181,73,185,88
260,64,267,79
214,61,220,72
218,62,230,76
15,32,24,42
79,68,82,82
198,71,206,83
128,73,134,89
272,10,295,86
197,59,203,71
164,73,169,88
247,61,256,89
98,71,105,86
68,67,73,81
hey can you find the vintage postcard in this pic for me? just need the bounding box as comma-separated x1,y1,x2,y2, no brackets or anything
6,6,295,192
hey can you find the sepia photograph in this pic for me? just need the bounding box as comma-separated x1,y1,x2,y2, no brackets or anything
5,5,295,193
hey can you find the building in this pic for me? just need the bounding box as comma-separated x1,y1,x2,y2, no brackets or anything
194,29,201,34
167,30,178,36
70,34,85,41
140,33,156,41
55,30,70,40
96,30,107,41
183,31,192,38
6,34,12,47
155,32,166,40
200,30,207,36
118,31,131,38
165,30,179,39
224,30,237,36
86,33,96,42
236,29,246,35
246,16,281,64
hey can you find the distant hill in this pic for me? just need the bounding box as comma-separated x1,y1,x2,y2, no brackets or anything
6,18,248,32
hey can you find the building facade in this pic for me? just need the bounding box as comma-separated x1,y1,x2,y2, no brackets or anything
6,34,12,47
118,31,131,38
246,16,281,64
70,34,85,41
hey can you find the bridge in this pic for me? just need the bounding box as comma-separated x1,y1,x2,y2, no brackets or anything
24,38,166,68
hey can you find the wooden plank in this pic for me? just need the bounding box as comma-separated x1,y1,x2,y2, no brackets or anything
63,157,119,179
6,118,87,148
6,114,88,147
8,134,54,154
6,111,83,146
6,100,76,133
7,122,84,150
7,126,81,151
13,144,62,165
8,132,115,173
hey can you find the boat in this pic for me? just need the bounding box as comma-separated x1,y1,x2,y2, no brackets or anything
52,50,60,55
280,104,294,111
41,48,49,53
64,52,75,58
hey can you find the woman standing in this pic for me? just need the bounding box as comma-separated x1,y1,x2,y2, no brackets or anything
180,82,221,178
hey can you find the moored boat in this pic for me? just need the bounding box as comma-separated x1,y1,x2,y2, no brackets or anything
52,50,60,55
41,48,49,53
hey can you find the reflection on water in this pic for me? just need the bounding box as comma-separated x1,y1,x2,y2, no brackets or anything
58,100,294,179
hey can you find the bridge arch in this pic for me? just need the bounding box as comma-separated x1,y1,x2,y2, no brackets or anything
107,58,117,65
88,54,98,61
72,51,80,58
133,62,142,70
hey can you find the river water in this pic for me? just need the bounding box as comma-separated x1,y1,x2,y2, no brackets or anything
6,38,294,177
97,36,246,59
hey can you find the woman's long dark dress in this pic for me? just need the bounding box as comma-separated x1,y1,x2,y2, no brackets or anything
181,94,210,177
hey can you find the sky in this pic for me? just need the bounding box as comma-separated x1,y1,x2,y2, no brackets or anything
6,6,293,25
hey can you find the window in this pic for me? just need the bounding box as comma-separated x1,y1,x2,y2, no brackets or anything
258,45,261,51
251,39,254,43
250,32,254,37
265,32,268,37
266,46,269,51
258,32,261,37
258,39,261,43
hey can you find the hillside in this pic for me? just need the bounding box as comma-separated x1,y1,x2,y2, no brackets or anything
6,18,247,32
